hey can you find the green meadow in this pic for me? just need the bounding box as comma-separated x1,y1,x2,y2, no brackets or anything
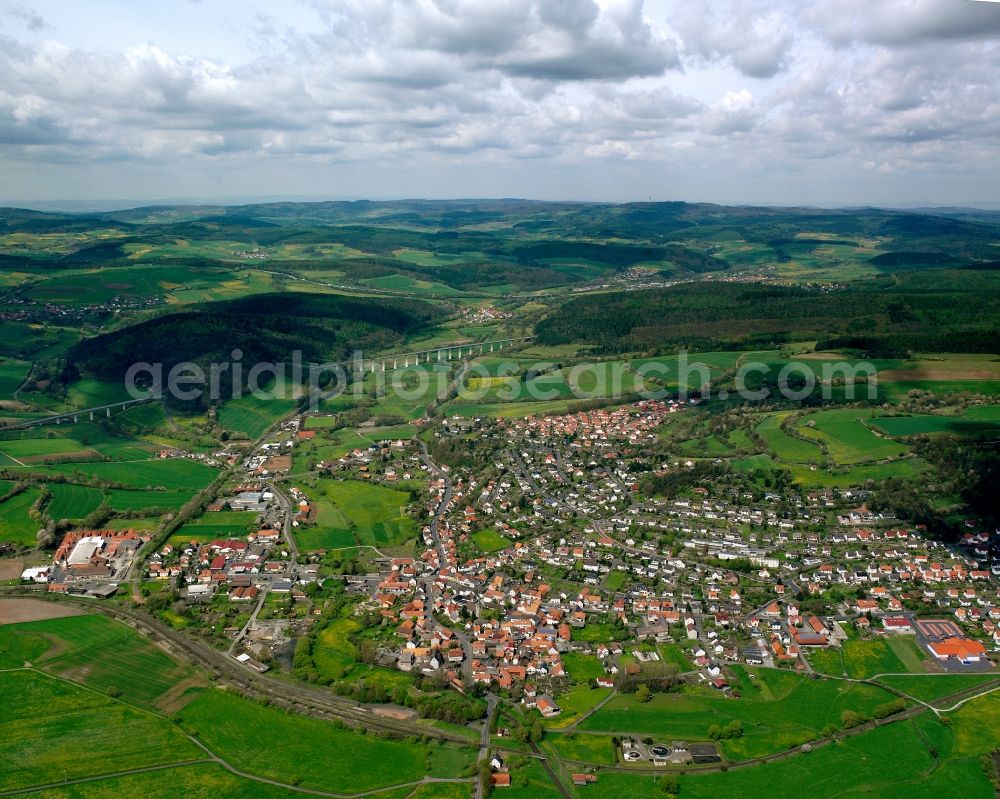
578,668,898,759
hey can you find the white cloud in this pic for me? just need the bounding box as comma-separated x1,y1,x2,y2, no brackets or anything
0,0,997,204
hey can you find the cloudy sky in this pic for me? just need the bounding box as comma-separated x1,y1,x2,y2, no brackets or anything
1,0,999,207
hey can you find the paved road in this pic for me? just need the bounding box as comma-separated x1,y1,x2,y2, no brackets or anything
529,742,574,799
474,694,499,799
266,482,299,562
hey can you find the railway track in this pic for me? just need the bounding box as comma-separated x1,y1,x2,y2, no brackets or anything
0,591,473,745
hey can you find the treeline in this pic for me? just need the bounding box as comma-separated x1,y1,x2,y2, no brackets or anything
873,435,1000,538
637,462,731,498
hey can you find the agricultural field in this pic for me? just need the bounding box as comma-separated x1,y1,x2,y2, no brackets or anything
11,614,200,709
871,409,1000,437
46,458,219,490
630,350,745,394
0,486,43,545
216,393,296,438
172,510,258,543
176,689,473,793
0,435,98,464
45,483,105,520
6,763,309,799
0,670,202,792
104,488,192,513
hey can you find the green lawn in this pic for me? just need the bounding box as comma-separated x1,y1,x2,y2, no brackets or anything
604,569,626,591
658,643,694,672
312,478,418,548
500,756,562,799
546,685,613,729
562,653,607,683
811,638,923,679
472,529,513,553
0,358,30,399
546,733,618,766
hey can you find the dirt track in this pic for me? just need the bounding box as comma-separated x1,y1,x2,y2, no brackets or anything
0,597,85,624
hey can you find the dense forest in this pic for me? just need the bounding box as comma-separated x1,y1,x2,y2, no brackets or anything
63,293,442,398
535,272,1000,355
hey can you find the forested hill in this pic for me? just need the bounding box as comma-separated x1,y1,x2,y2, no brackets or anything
63,293,441,389
534,271,1000,355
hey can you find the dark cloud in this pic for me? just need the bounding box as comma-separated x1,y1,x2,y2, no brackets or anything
807,0,1000,46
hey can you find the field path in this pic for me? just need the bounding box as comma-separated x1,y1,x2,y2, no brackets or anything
0,447,26,466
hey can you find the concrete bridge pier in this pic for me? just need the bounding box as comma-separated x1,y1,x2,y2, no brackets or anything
89,411,94,421
106,408,111,417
